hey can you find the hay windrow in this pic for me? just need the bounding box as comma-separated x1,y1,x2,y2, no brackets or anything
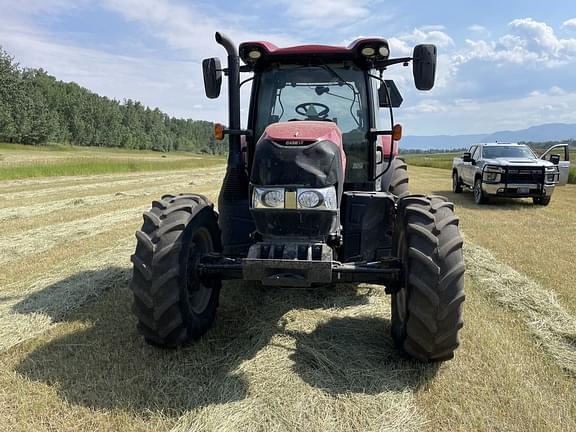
464,242,576,375
0,166,225,203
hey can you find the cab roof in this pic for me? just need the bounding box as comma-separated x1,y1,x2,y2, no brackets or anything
239,38,390,68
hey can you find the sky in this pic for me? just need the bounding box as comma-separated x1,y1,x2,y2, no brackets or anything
1,0,576,136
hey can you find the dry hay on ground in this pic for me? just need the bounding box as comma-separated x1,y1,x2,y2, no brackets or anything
464,242,576,375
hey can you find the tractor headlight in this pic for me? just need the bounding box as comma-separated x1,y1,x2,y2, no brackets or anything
297,186,337,210
253,187,285,208
252,186,337,210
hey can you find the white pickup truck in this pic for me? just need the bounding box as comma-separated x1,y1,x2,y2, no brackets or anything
452,142,570,205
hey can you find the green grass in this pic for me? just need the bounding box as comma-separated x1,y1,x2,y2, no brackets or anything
402,153,457,170
0,157,224,180
404,151,576,184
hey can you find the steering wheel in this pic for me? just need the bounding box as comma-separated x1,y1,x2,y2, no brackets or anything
295,102,330,120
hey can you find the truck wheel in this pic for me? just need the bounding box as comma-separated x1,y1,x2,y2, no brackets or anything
533,196,551,206
473,178,489,204
384,158,409,198
130,194,222,347
452,171,463,193
391,195,465,362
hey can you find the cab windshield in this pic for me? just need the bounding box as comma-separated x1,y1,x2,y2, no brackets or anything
482,145,536,159
253,63,370,183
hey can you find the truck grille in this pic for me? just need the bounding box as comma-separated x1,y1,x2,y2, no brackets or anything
505,167,544,184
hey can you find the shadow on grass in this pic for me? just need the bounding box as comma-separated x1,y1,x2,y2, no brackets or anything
12,267,437,416
432,189,540,210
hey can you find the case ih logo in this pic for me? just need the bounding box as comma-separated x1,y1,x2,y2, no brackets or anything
284,140,305,145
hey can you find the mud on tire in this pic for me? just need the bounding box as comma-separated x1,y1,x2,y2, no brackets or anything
130,194,222,347
391,194,465,362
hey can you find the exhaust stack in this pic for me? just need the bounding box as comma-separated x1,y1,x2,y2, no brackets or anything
214,32,253,256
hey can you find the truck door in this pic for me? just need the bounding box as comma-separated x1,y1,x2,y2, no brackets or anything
540,144,571,186
464,145,478,185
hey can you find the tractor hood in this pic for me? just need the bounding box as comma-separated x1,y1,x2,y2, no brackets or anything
250,121,345,188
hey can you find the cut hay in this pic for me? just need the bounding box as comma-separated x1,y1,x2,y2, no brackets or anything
170,282,428,432
0,166,225,203
464,242,576,375
0,237,134,352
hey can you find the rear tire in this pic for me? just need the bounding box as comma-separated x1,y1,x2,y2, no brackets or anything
130,194,222,347
533,196,551,206
391,195,465,362
473,178,489,204
384,158,409,198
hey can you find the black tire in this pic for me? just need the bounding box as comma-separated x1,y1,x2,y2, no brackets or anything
391,195,465,362
130,194,222,347
473,178,489,204
452,171,463,193
384,158,410,198
533,196,551,206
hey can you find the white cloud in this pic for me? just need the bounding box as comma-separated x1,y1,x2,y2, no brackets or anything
460,18,576,68
101,0,297,58
274,0,371,27
562,18,576,29
399,87,576,135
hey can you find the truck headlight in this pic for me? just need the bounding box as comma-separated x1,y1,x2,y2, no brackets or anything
545,166,559,183
253,187,285,208
483,166,503,183
297,186,337,209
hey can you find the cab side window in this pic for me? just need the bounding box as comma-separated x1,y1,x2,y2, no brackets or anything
470,146,480,161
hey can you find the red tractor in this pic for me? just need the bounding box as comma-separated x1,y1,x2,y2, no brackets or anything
129,32,465,362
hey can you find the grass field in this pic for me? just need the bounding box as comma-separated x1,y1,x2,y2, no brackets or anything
0,143,224,179
403,150,576,183
0,148,575,431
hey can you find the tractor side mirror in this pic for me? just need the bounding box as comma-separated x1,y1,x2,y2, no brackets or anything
413,44,437,91
202,57,222,99
379,80,403,108
550,154,561,165
463,152,472,163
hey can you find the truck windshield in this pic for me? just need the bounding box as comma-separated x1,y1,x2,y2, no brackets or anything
254,63,370,183
482,146,536,159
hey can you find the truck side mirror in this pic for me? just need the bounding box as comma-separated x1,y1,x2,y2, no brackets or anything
379,80,403,108
550,154,561,165
202,57,222,99
413,44,437,91
463,152,472,163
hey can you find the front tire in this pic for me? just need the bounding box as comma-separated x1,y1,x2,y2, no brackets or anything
391,195,465,362
533,196,551,206
130,194,222,347
473,178,489,204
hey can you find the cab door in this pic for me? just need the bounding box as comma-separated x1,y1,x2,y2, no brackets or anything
463,145,478,186
540,144,571,186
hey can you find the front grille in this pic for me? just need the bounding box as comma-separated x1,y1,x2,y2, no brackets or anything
505,167,544,184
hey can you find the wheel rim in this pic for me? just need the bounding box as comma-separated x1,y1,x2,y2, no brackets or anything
474,182,481,202
187,227,214,314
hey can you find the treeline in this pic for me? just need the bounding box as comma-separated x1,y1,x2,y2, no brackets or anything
0,47,225,153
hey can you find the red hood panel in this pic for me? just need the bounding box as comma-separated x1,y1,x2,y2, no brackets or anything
264,121,342,144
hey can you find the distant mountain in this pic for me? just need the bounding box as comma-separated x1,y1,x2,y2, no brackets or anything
402,123,576,150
